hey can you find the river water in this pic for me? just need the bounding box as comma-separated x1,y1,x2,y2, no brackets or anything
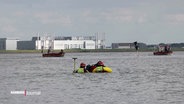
0,52,184,104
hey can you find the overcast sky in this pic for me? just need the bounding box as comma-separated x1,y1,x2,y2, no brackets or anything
0,0,184,45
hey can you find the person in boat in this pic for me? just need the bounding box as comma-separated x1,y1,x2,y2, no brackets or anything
60,49,64,54
158,46,164,52
168,46,171,52
74,62,87,73
47,49,50,53
95,61,105,67
47,46,51,53
164,45,168,52
165,45,171,52
94,61,105,72
41,46,44,53
86,61,105,72
60,49,64,53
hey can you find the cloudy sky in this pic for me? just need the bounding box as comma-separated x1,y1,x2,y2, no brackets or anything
0,0,184,45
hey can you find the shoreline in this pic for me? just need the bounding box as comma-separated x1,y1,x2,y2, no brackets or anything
0,48,184,54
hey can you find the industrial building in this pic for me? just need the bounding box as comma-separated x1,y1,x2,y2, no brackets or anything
16,35,105,50
0,38,19,50
111,43,135,49
17,37,37,50
111,42,147,49
35,36,97,50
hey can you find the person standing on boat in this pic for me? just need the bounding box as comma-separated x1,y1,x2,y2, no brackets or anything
74,63,86,73
60,49,63,53
164,45,168,52
47,46,51,53
168,46,171,52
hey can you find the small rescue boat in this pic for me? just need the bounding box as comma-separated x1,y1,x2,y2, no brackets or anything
42,49,65,57
153,45,173,55
74,66,112,73
42,52,65,57
153,51,173,55
73,61,112,73
92,66,112,73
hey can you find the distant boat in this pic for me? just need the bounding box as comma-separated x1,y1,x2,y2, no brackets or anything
42,49,65,57
153,45,173,55
42,52,65,57
153,51,173,55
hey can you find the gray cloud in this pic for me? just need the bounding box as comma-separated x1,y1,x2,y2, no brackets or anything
0,0,184,44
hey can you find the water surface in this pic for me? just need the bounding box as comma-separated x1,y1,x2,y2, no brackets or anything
0,52,184,104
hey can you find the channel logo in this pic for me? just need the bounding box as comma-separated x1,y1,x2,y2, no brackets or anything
10,89,41,96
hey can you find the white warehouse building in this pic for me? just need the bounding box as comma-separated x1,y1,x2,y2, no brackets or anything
35,37,96,50
17,35,104,50
53,40,95,49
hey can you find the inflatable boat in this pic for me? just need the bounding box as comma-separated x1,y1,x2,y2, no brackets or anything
92,66,112,73
73,60,112,73
74,66,112,73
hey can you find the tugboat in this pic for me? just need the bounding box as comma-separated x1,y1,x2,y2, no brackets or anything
153,45,173,55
